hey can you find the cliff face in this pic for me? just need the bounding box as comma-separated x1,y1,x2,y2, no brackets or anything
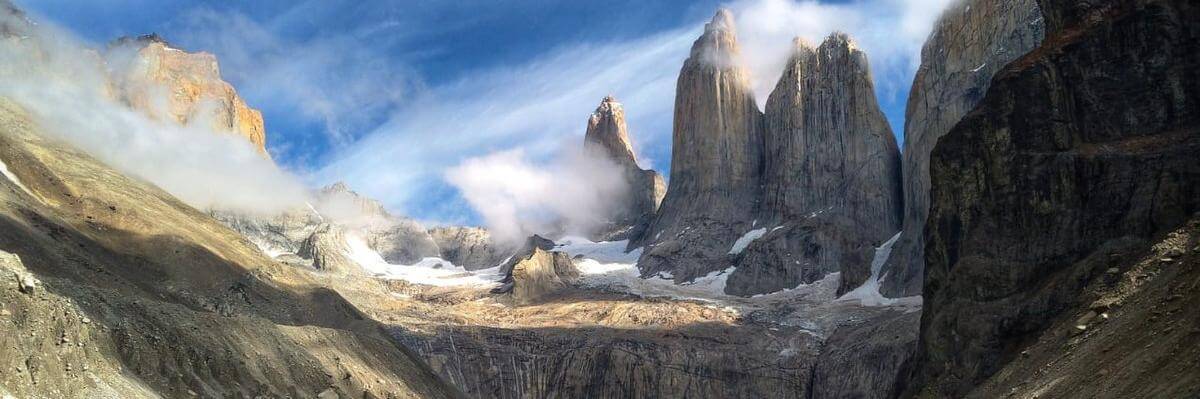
910,0,1200,395
583,96,666,241
636,9,764,283
760,35,901,240
108,35,269,156
881,0,1045,297
724,34,902,296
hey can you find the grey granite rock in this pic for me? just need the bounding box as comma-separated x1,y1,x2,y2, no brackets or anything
881,0,1044,298
760,34,902,242
634,9,764,283
909,0,1200,395
726,33,902,297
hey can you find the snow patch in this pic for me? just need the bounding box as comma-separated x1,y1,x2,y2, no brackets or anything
837,232,916,306
344,234,501,287
971,63,987,72
0,157,34,197
555,236,640,263
729,228,768,254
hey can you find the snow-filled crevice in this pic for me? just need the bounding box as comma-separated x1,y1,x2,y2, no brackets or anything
837,232,916,306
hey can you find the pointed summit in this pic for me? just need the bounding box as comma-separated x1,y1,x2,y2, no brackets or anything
691,8,743,69
584,95,637,168
581,95,665,242
635,8,764,283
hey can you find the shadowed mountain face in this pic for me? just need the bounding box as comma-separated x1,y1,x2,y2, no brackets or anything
0,98,458,397
881,0,1045,298
909,0,1200,395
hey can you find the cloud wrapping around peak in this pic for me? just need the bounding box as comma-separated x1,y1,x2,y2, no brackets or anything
0,11,310,215
727,0,957,106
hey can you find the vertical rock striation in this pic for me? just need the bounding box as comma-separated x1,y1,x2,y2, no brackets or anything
910,0,1200,395
881,0,1044,297
107,34,269,156
635,9,764,283
726,34,902,296
583,96,666,241
760,34,902,240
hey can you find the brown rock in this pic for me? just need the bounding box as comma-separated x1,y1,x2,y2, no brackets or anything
108,35,269,156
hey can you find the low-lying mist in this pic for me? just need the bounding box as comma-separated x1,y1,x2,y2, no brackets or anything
0,10,309,215
445,146,629,246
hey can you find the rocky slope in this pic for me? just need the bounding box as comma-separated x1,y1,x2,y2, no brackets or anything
0,97,458,397
881,0,1045,298
908,0,1200,395
636,9,764,283
582,96,665,241
107,34,269,156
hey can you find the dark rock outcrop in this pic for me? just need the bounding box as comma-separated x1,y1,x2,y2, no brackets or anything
810,310,919,399
910,0,1200,396
881,0,1045,297
636,9,764,283
583,96,665,241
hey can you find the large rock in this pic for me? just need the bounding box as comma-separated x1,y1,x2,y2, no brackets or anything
506,248,579,305
106,34,269,156
881,0,1044,297
635,9,764,283
583,96,665,241
909,0,1200,396
725,214,875,296
429,226,507,270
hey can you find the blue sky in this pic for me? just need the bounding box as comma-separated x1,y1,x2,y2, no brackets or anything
18,0,951,226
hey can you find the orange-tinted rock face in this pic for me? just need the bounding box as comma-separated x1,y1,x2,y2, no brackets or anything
112,37,267,156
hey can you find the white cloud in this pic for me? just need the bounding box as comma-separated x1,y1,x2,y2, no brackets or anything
726,0,957,106
314,0,957,224
444,146,628,246
0,10,310,215
314,27,694,218
170,8,419,152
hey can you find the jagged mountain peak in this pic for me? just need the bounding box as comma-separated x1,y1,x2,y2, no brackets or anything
691,8,744,70
585,95,637,167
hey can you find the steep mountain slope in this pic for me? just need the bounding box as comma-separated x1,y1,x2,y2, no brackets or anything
909,0,1200,395
882,0,1045,297
0,97,458,397
582,96,665,241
